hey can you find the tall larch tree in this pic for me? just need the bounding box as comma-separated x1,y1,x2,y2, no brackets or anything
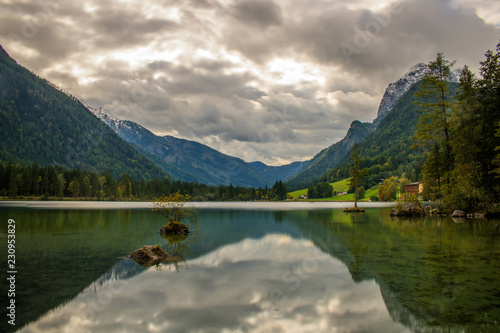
414,53,456,199
476,42,500,200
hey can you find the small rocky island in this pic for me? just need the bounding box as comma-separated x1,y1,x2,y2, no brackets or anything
130,192,198,267
390,202,426,217
160,221,190,235
129,245,172,267
344,207,365,213
390,201,490,219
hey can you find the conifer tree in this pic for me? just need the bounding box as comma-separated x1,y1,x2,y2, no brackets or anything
414,53,456,199
493,123,500,179
348,144,367,207
476,42,500,199
447,66,485,209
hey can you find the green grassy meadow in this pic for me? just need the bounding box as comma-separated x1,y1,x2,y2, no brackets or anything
288,178,378,202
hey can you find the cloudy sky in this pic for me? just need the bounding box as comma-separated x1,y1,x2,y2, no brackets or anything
1,0,499,165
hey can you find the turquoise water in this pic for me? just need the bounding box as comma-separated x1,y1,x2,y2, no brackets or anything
0,205,499,332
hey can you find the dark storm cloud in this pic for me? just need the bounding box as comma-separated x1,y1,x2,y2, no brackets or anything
163,64,255,97
90,7,178,49
0,6,77,69
198,100,222,125
235,86,267,100
187,0,221,9
194,59,234,72
223,0,499,79
230,0,283,29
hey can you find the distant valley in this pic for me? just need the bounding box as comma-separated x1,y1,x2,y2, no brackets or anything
0,44,445,190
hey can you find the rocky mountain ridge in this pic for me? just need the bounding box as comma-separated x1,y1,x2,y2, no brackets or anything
86,105,307,187
374,63,461,123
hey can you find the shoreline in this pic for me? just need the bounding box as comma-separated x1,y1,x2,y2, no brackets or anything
0,200,397,210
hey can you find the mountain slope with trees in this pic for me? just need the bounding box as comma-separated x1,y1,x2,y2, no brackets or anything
90,108,305,187
0,45,168,180
326,42,500,211
286,120,375,190
248,160,309,184
325,81,452,188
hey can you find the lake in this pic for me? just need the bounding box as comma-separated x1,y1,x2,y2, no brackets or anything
0,202,499,332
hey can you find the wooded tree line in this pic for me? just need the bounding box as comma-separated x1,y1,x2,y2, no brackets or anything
307,182,334,199
413,43,500,210
0,160,288,202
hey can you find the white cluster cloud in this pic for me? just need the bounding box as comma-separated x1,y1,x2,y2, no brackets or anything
0,0,499,164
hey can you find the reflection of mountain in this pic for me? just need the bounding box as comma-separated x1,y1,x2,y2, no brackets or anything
1,208,304,333
22,234,409,333
281,210,500,332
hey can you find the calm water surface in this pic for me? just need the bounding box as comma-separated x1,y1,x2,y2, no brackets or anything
0,203,499,332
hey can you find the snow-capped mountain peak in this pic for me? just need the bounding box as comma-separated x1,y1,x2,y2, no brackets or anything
373,63,460,124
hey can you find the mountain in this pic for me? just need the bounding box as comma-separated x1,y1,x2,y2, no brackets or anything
374,63,428,123
0,45,168,180
248,160,309,184
88,107,304,187
326,80,459,187
374,63,460,123
84,108,200,182
287,62,461,191
286,120,376,190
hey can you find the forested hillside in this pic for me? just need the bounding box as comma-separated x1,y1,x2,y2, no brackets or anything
325,43,500,211
91,107,307,187
326,82,457,188
0,46,167,180
286,120,375,190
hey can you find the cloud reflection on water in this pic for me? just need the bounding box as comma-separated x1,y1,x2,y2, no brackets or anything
21,235,409,333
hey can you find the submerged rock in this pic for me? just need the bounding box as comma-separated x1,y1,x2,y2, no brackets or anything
160,221,190,235
129,245,170,267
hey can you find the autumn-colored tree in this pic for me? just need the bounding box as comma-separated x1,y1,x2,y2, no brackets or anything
153,192,198,226
378,177,399,202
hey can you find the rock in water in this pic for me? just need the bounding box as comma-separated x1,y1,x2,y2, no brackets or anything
130,245,170,267
344,207,365,213
160,221,190,235
390,202,426,216
390,208,400,216
451,210,467,218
